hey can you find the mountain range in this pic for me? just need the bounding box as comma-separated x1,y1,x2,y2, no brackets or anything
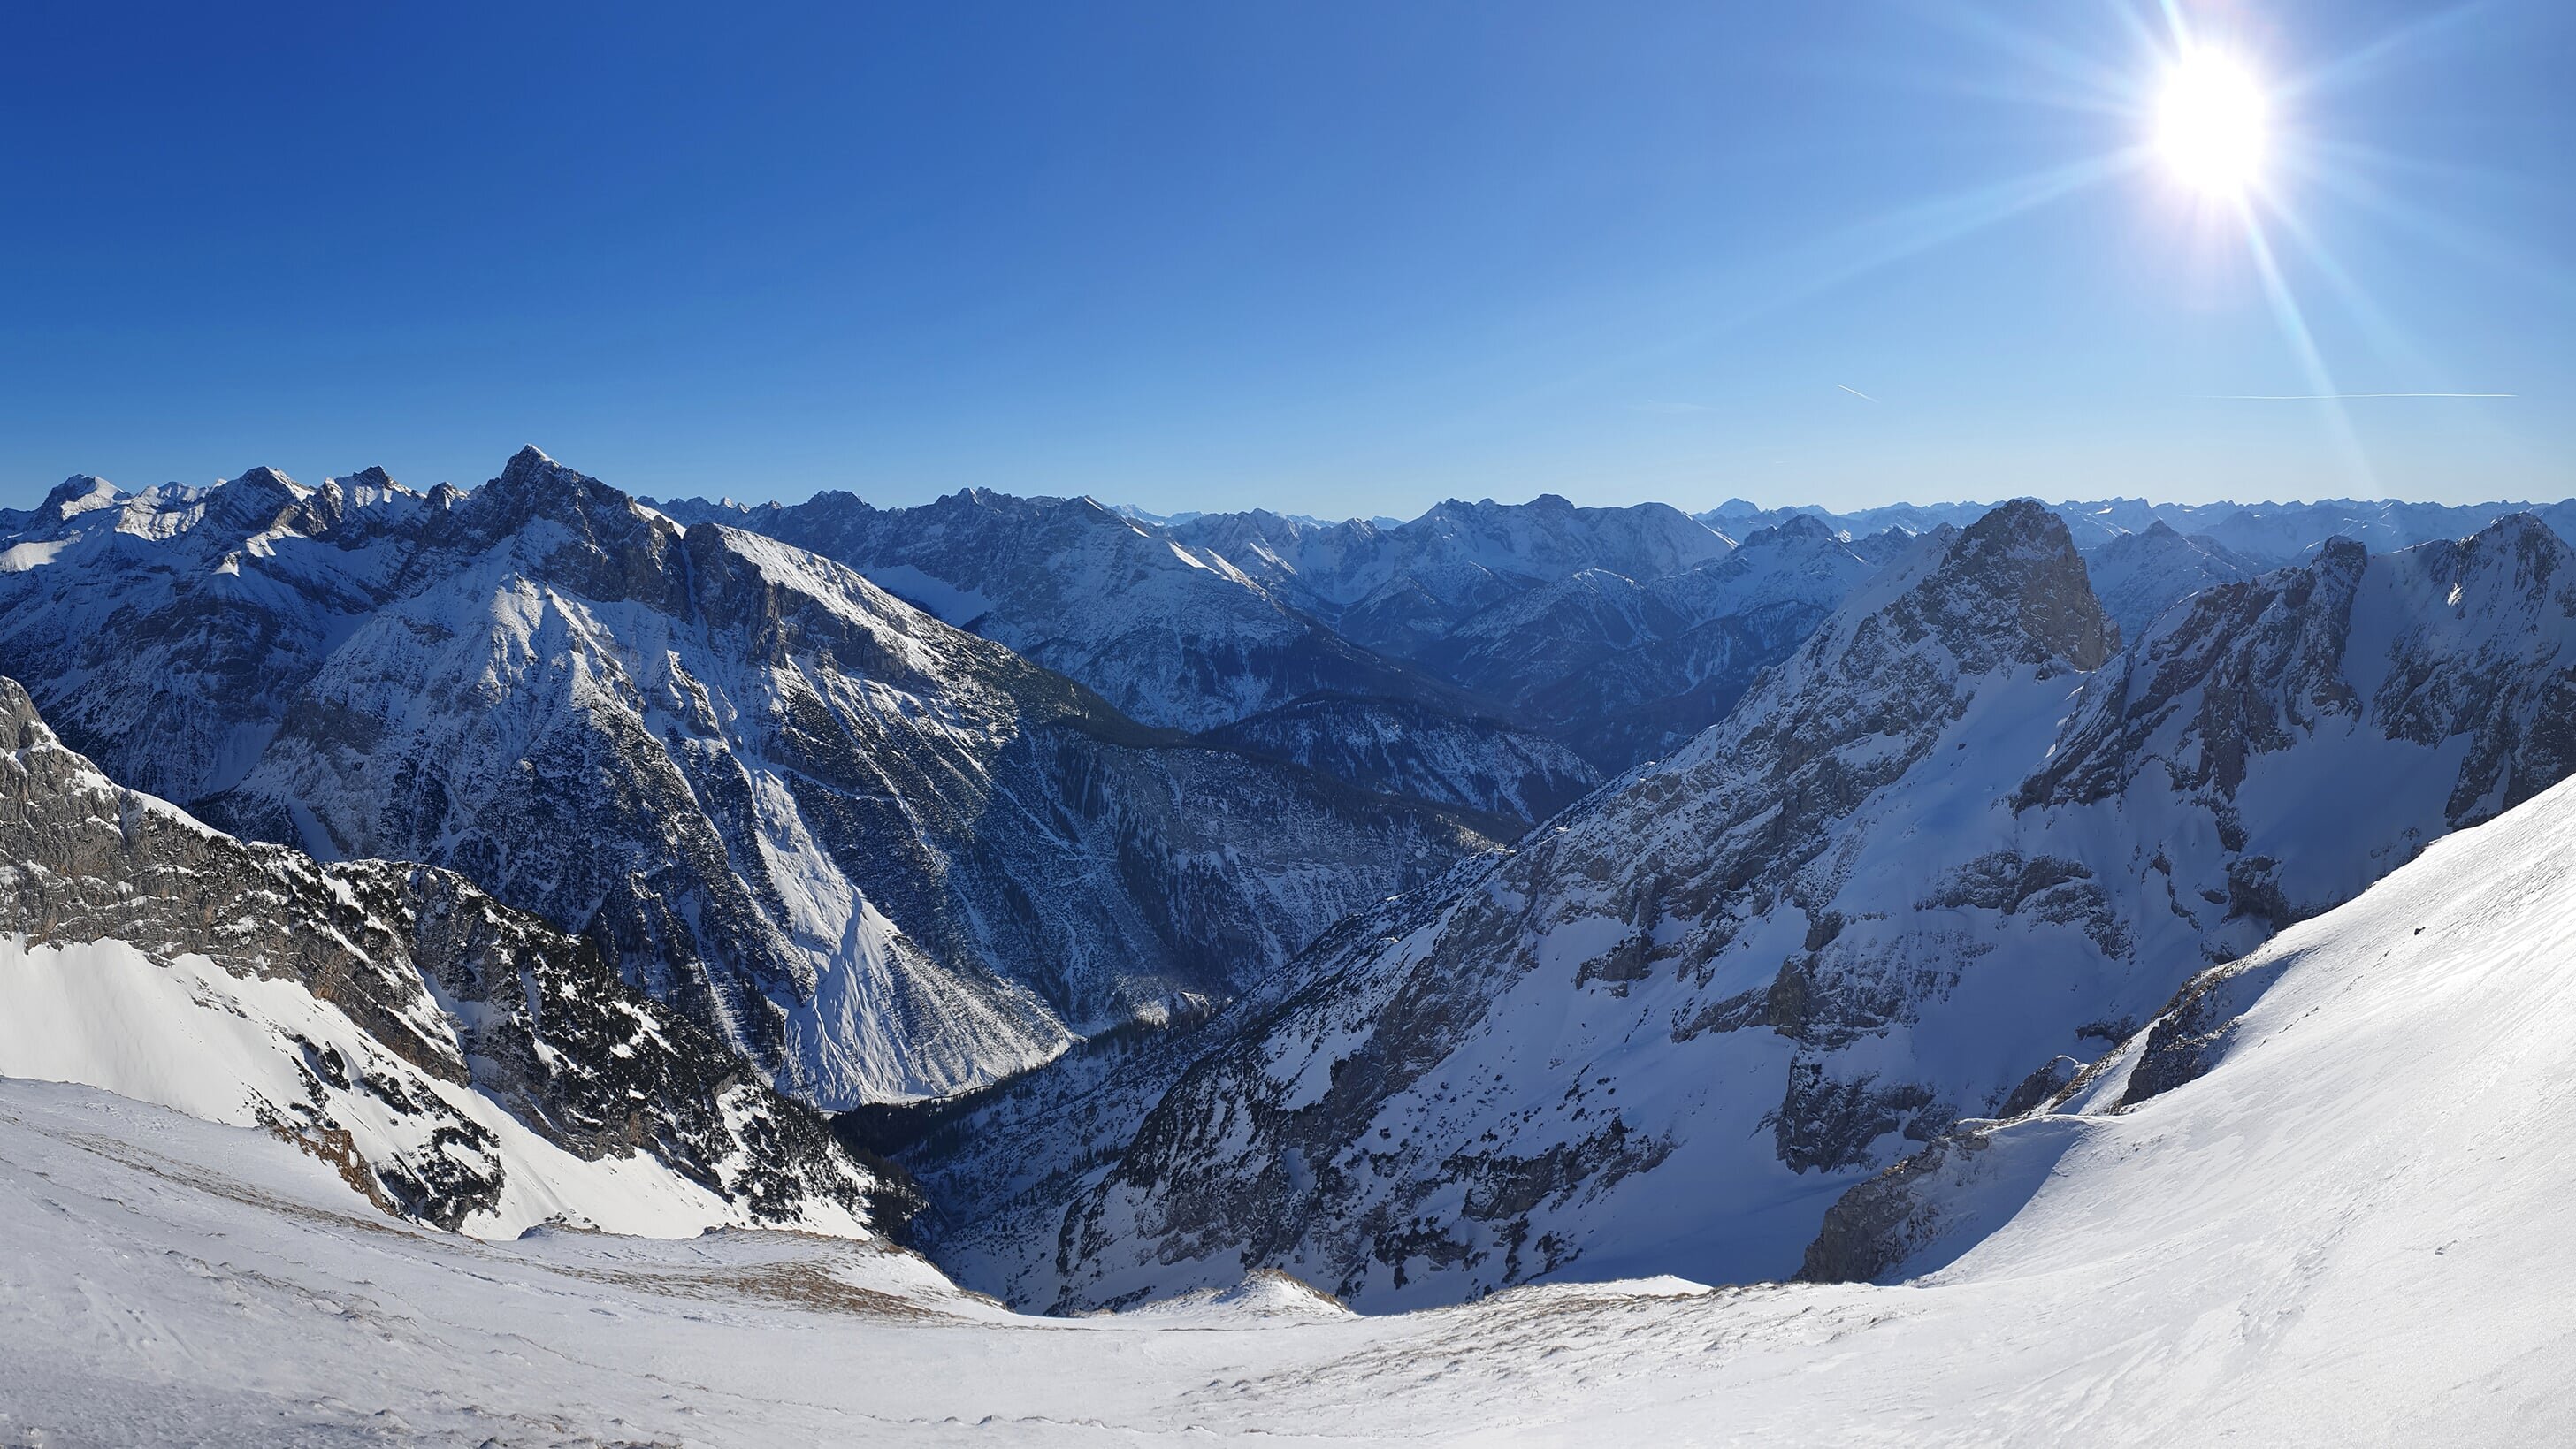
0,451,1499,1105
898,502,2576,1311
8,454,2576,1425
11,561,2576,1444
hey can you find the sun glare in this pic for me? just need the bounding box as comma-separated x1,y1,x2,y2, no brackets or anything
2156,51,2268,196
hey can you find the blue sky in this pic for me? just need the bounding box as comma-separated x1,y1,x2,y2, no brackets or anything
3,1,2567,517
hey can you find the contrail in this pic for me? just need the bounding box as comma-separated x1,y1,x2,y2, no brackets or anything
2201,392,2514,400
1836,384,1879,402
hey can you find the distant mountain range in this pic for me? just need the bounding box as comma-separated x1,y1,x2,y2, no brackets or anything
1700,493,2576,566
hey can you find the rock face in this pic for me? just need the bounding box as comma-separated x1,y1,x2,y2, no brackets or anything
906,505,2576,1313
1,451,1498,1108
1416,515,1879,769
0,676,894,1239
1172,495,1736,659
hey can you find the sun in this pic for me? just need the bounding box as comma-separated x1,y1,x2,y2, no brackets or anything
2155,51,2269,196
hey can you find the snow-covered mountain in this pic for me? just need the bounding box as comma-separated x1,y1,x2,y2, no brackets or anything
1417,515,1878,768
0,675,894,1239
0,465,433,807
0,451,1499,1109
2083,519,2262,640
907,503,2576,1312
661,487,1471,736
659,485,1605,822
1173,495,1735,658
11,752,2576,1442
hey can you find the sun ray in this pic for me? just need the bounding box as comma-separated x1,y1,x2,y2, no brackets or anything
2252,190,2449,388
1901,0,2144,103
2297,138,2557,204
2291,159,2576,305
1428,151,2151,431
2234,196,2379,492
2282,0,2500,101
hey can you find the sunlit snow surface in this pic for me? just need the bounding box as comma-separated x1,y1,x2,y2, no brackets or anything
11,770,2576,1442
0,937,867,1241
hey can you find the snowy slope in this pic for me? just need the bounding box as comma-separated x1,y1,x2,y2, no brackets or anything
914,505,2576,1312
1788,760,2576,1432
9,756,2576,1441
0,676,891,1240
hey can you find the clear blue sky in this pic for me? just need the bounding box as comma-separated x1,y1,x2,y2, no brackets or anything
4,1,2568,516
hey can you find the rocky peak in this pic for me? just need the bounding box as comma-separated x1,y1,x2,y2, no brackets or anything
228,464,300,492
2314,534,2371,575
36,475,121,523
471,446,638,529
304,468,409,532
1755,513,1842,546
199,466,314,538
2453,510,2566,592
1928,500,2111,671
0,675,48,749
423,448,690,609
498,444,560,486
1850,525,1917,564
